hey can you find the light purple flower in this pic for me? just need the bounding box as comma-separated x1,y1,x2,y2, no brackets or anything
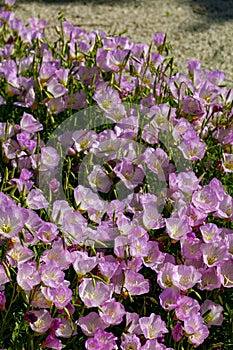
125,312,142,335
114,158,145,190
77,312,108,336
157,262,177,289
200,223,221,243
165,215,191,241
139,313,168,339
17,261,41,291
175,295,200,320
20,112,43,133
42,284,72,309
85,328,118,350
178,136,206,161
218,259,233,287
7,242,34,266
198,267,222,290
41,238,73,270
55,318,77,338
153,32,166,47
172,264,202,291
0,205,29,239
88,165,113,193
183,313,209,347
47,77,68,98
99,298,125,325
79,278,114,307
26,188,49,209
222,152,233,173
200,299,223,327
159,288,180,311
123,269,150,296
201,241,229,267
40,146,60,171
120,333,141,350
41,259,65,288
192,184,220,213
72,251,98,275
181,96,204,116
29,309,52,333
36,222,59,243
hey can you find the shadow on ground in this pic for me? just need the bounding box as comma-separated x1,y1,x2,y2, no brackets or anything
184,0,233,21
18,0,140,4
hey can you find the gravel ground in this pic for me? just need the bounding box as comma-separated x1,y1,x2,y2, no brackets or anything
13,0,233,85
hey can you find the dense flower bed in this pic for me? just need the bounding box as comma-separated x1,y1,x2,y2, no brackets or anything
0,0,233,349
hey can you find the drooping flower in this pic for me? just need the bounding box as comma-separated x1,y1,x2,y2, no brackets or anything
172,321,184,342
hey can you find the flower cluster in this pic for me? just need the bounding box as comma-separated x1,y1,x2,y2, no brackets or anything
0,1,232,349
